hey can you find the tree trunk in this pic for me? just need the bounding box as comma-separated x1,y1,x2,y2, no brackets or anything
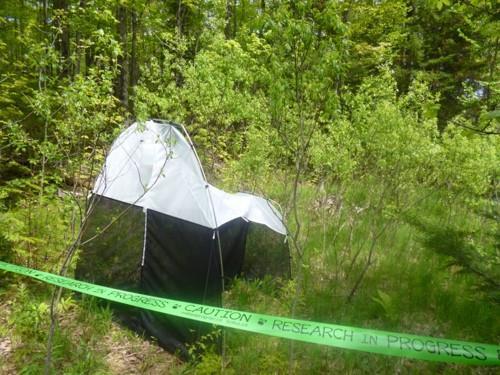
130,10,139,113
232,0,237,37
75,0,85,76
176,0,183,36
224,0,232,39
54,0,70,76
41,0,48,26
115,5,129,108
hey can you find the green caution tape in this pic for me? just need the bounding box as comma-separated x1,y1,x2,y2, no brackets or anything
0,261,498,365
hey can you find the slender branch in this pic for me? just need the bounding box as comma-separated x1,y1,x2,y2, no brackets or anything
455,121,499,135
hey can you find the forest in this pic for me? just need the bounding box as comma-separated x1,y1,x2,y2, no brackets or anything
0,0,499,373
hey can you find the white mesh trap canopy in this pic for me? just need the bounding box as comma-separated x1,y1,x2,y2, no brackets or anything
94,120,286,235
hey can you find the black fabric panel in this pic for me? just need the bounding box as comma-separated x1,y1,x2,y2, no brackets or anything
75,195,144,289
140,212,250,355
75,194,145,327
140,210,219,356
242,222,291,280
142,209,220,302
218,218,250,282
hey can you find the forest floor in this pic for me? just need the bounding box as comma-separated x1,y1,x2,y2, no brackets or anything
0,280,181,374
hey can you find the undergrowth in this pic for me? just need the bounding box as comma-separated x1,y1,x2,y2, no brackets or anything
0,269,180,373
0,174,498,373
184,174,499,374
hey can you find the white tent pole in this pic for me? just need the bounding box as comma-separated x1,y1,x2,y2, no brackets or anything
177,123,228,367
178,123,225,292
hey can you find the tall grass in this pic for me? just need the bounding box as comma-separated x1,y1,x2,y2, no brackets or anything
198,173,499,374
1,172,498,373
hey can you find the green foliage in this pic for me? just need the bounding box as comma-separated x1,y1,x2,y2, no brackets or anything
2,283,110,373
223,124,278,192
310,117,359,183
0,195,78,270
136,34,269,167
438,125,498,195
406,196,499,301
372,290,398,323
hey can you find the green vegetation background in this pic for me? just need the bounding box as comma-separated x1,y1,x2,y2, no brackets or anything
0,0,498,373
